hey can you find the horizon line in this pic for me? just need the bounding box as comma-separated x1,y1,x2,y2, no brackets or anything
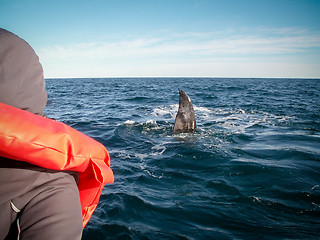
45,76,320,80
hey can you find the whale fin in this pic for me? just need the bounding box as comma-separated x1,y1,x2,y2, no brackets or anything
173,90,196,133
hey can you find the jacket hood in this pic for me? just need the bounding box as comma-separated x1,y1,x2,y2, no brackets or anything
0,28,47,116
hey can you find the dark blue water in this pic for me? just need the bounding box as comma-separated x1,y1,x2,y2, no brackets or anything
45,78,320,240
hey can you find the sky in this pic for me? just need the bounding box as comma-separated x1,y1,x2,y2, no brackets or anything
1,0,320,78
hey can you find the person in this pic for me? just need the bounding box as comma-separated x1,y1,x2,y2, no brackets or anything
0,28,114,240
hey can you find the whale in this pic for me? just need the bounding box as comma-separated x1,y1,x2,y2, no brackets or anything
173,90,196,133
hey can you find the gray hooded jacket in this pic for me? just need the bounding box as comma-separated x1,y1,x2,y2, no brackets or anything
0,29,82,240
0,28,47,115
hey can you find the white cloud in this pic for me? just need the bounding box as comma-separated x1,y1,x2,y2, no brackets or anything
37,27,320,78
39,32,320,59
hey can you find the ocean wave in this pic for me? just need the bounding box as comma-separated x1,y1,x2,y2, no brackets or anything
45,78,320,239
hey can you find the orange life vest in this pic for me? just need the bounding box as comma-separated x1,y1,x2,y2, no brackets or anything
0,103,114,228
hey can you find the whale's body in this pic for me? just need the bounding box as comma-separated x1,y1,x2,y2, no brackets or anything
173,90,196,133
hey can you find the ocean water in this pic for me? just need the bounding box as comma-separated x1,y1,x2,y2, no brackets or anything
45,78,320,240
